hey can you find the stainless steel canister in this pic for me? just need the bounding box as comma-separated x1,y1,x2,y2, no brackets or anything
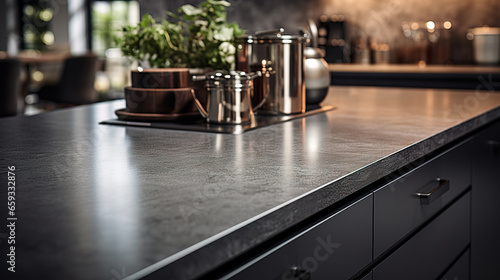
236,30,307,115
191,71,262,124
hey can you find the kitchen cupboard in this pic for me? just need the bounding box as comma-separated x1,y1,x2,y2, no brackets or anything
471,120,500,280
373,139,472,259
223,194,373,280
370,138,472,280
441,249,470,280
372,192,470,280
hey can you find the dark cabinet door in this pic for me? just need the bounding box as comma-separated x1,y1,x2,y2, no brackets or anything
360,272,372,280
295,194,372,280
225,194,372,280
373,139,471,258
373,192,470,280
440,249,469,280
471,120,500,280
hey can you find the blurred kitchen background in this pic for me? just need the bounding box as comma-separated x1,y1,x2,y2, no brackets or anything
1,0,499,114
143,0,500,65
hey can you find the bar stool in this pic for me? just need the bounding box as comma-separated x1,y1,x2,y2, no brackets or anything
0,58,22,117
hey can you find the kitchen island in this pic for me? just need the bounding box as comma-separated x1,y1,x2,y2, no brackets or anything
1,86,500,279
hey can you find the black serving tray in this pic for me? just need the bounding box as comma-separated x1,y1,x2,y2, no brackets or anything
100,105,336,134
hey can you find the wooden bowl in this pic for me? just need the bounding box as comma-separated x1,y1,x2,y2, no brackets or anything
125,87,199,114
131,68,190,88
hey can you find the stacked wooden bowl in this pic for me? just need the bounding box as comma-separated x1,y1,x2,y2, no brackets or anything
123,68,203,116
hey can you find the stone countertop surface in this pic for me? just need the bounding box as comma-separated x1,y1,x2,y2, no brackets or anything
1,86,500,279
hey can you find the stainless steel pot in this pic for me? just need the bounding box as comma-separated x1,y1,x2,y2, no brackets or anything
236,29,307,115
191,71,262,124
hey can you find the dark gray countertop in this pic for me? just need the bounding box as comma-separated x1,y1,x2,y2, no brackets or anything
1,86,500,279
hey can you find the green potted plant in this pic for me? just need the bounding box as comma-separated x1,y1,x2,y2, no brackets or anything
116,0,243,70
114,0,244,118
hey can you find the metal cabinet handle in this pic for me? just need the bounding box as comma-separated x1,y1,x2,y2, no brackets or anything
415,178,450,205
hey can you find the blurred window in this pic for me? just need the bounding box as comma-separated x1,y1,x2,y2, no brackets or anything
91,1,139,57
19,0,54,50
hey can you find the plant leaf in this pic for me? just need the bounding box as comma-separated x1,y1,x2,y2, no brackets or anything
139,14,153,28
208,0,231,7
181,4,202,16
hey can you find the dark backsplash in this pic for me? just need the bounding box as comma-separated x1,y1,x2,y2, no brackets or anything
139,0,500,65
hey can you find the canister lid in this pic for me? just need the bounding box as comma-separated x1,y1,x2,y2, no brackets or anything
194,70,261,88
206,70,261,81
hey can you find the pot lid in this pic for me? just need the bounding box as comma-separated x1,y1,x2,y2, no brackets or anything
236,28,307,44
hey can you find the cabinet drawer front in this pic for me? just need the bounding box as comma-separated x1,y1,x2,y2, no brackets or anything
440,249,469,280
373,140,471,258
226,194,372,280
223,240,299,280
373,192,470,280
296,194,372,280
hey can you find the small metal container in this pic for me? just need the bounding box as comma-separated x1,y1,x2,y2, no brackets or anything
191,71,262,124
236,29,307,115
304,47,330,104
